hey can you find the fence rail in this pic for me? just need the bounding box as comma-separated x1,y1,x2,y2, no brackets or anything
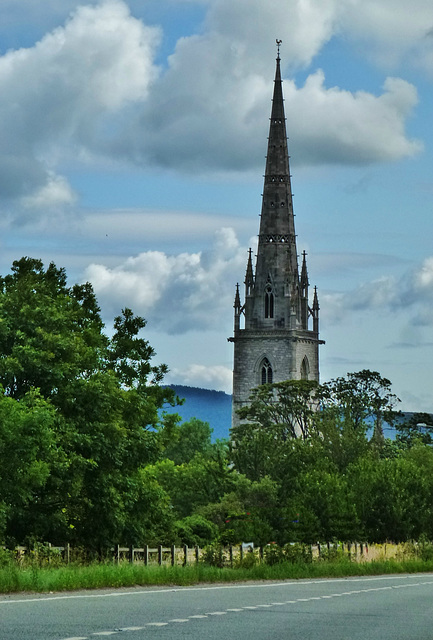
2,541,407,567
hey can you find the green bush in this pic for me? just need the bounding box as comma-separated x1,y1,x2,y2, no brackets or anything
284,543,313,564
235,550,257,569
175,515,218,547
0,547,13,568
264,543,312,565
201,544,226,568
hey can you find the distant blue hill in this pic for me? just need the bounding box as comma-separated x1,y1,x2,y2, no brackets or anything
163,386,427,444
165,385,232,442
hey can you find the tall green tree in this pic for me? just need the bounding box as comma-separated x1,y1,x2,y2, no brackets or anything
234,379,319,442
0,257,177,549
395,412,433,449
320,370,400,440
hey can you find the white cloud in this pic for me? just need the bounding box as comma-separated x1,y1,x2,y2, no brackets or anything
205,0,340,72
285,73,422,165
0,0,428,219
0,0,160,213
340,0,433,72
166,363,232,392
84,227,246,333
119,0,422,172
20,173,77,209
413,256,433,293
322,256,433,326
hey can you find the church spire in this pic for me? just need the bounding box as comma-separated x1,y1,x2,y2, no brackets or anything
244,44,299,330
258,48,296,254
229,44,324,428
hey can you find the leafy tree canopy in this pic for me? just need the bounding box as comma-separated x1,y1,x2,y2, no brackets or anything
0,257,177,549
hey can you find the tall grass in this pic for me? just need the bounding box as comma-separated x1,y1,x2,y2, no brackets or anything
2,557,433,595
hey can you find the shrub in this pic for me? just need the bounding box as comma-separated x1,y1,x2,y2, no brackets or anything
264,542,312,565
201,544,226,568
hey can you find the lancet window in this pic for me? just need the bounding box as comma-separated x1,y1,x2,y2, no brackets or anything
300,356,310,380
264,284,274,318
261,358,273,385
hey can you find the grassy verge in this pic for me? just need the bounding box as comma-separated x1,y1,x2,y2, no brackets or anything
2,558,433,595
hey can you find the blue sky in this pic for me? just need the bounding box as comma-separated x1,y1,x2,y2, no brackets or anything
0,0,432,411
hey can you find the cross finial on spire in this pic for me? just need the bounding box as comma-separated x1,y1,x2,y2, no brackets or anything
276,39,282,59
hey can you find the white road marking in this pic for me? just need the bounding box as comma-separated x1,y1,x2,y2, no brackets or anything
206,611,227,615
53,576,433,640
6,573,431,607
169,618,189,623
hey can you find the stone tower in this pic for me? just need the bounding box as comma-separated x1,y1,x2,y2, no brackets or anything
229,47,324,427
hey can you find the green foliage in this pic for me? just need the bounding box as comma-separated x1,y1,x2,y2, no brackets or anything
201,543,226,568
235,379,319,441
0,257,177,550
264,543,312,566
395,412,433,449
160,418,213,465
175,515,218,547
320,369,401,440
1,256,433,552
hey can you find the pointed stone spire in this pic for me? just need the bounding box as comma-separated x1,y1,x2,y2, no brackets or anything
229,44,324,428
234,283,241,332
245,248,254,297
313,285,319,311
246,46,299,330
300,250,309,290
234,282,241,310
312,285,320,334
257,49,296,257
300,250,309,329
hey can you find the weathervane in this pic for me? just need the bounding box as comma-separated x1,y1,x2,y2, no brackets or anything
276,39,282,58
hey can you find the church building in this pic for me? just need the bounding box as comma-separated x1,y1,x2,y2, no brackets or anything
229,46,324,427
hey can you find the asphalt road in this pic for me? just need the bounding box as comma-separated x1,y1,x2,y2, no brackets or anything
2,573,433,640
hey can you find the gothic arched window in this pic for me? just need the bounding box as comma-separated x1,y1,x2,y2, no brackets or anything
300,356,310,380
264,284,274,318
261,358,273,385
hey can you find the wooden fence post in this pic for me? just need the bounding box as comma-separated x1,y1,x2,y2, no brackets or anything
158,545,163,566
239,544,244,563
130,545,134,564
183,545,188,566
229,546,233,568
195,546,200,564
143,544,149,566
171,544,176,566
115,544,120,565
